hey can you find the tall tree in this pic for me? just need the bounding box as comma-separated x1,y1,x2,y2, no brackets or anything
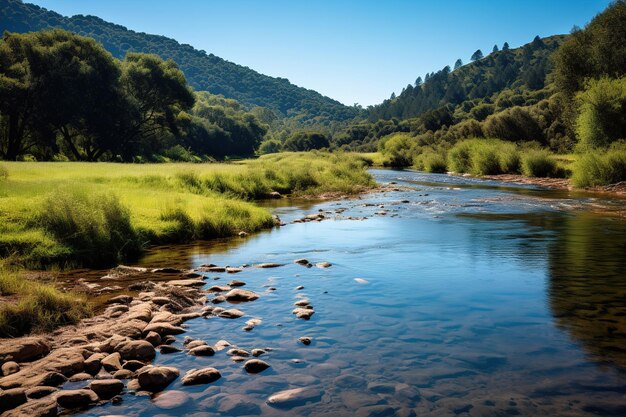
492,44,499,53
454,59,463,70
502,42,510,51
470,49,484,61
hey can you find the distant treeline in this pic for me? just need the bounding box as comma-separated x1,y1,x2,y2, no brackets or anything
0,29,268,161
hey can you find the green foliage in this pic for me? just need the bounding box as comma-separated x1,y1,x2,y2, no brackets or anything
39,189,143,267
483,107,544,142
0,268,90,337
575,77,626,150
521,150,559,177
0,0,360,124
448,139,521,175
0,164,7,180
283,132,330,152
572,149,626,187
258,139,282,155
414,151,447,173
378,133,417,167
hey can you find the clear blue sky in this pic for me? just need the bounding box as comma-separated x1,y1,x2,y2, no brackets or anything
29,0,611,106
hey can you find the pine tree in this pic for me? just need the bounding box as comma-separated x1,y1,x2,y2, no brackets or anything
502,42,510,51
492,44,499,53
415,76,423,86
470,49,484,61
454,59,463,70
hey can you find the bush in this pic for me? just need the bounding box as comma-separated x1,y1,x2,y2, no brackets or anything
521,150,559,177
258,139,282,155
575,77,626,151
39,189,143,266
572,149,626,187
483,107,544,143
379,133,417,167
414,152,447,173
448,139,520,175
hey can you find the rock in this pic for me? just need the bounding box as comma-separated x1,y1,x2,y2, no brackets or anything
158,345,181,354
166,279,205,287
127,303,153,322
162,335,177,344
292,308,315,320
89,379,124,400
137,366,179,392
227,348,250,357
201,266,226,273
83,353,105,376
188,346,215,357
0,347,86,389
355,405,396,417
218,394,262,415
0,337,50,363
110,319,147,339
334,374,367,389
68,372,92,382
224,289,259,302
98,335,129,354
0,388,27,413
251,349,266,357
145,331,162,347
231,356,246,363
237,231,248,238
244,359,270,374
151,296,171,306
255,263,282,268
181,368,221,386
101,352,122,372
122,360,145,371
25,386,58,400
211,296,226,304
316,262,332,268
55,389,98,409
207,285,231,293
219,309,245,319
2,397,57,417
341,391,384,409
113,369,134,379
151,268,182,274
299,337,312,345
228,280,246,287
266,387,323,408
214,340,231,351
268,191,282,199
106,295,133,305
294,259,310,266
226,267,243,274
367,382,395,394
142,322,185,337
153,390,190,410
185,340,207,349
354,278,369,284
294,299,311,307
295,285,304,290
2,361,20,376
117,340,156,361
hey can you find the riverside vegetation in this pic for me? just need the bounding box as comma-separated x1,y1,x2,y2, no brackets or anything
0,152,374,336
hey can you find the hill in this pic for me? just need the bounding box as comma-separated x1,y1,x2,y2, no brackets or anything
0,0,360,125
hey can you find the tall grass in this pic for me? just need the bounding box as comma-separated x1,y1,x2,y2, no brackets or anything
521,150,559,177
0,164,8,180
413,152,448,173
0,153,374,268
447,139,521,175
572,149,626,187
0,268,90,337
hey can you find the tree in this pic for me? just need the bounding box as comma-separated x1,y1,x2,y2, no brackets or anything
415,76,423,86
454,59,463,70
502,42,510,51
492,44,499,53
283,132,330,151
390,92,396,100
470,49,484,61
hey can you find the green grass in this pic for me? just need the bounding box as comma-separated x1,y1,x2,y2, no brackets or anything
521,150,560,177
447,139,521,175
0,268,90,337
0,152,374,268
572,149,626,187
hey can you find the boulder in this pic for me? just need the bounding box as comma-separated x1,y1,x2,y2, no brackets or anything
1,397,57,417
227,348,250,357
185,340,207,349
84,353,105,376
1,361,20,376
292,308,315,320
218,394,262,415
143,322,185,337
158,345,181,354
101,353,122,372
255,263,282,268
243,359,270,374
0,337,50,363
0,387,27,413
251,349,266,357
294,258,310,266
122,360,145,371
226,267,243,274
137,366,179,392
266,387,323,408
166,279,205,287
299,337,312,346
224,289,259,302
188,346,215,357
316,262,332,268
355,405,396,417
144,331,162,347
117,340,156,361
106,295,133,305
181,368,221,386
98,335,129,354
55,389,98,409
25,386,58,400
89,379,124,400
113,369,134,380
219,309,245,319
227,280,246,287
68,373,92,382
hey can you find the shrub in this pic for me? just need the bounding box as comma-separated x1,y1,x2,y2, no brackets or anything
378,133,416,167
575,77,626,151
39,189,143,266
448,139,520,175
572,149,626,187
258,139,282,155
483,107,544,143
414,152,447,173
521,150,559,177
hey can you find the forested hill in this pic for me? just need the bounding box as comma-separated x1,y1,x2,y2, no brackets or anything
368,35,566,121
0,0,360,124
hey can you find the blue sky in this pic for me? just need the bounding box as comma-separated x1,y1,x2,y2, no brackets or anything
30,0,611,106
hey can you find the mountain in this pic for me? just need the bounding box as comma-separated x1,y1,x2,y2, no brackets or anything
367,35,565,122
0,0,360,125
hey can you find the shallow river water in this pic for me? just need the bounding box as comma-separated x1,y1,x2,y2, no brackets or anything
75,169,626,417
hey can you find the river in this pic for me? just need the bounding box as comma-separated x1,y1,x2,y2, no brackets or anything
73,169,626,417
